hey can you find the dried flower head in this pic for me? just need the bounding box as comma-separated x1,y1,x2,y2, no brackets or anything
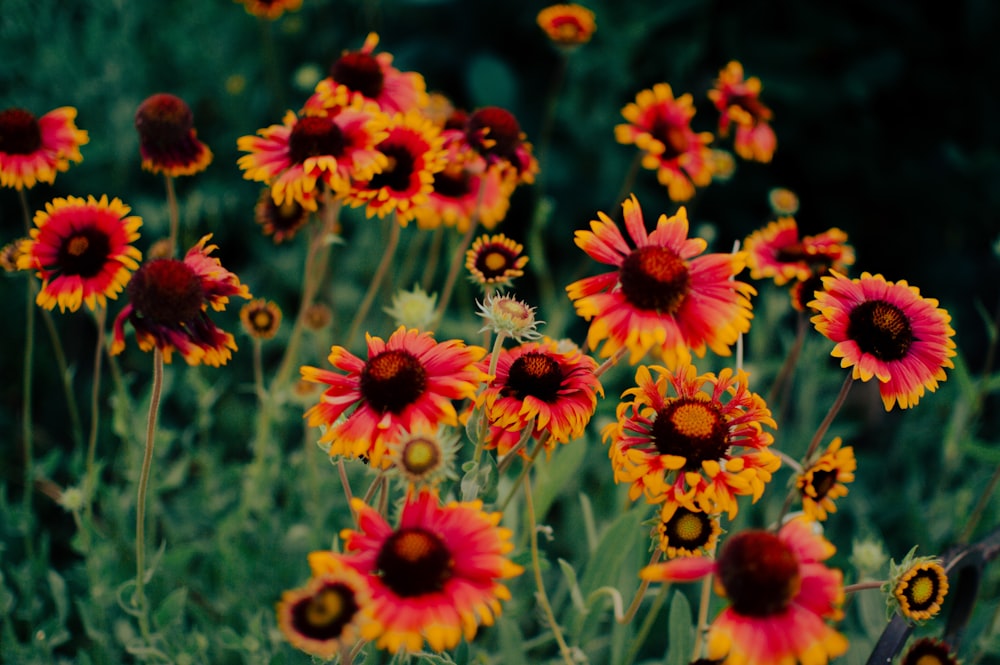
477,292,542,342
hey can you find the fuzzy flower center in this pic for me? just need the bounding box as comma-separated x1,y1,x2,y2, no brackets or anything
367,143,416,192
135,94,194,145
619,246,690,313
376,528,454,597
847,299,913,361
467,107,522,160
331,51,385,99
289,116,346,164
292,582,360,640
127,259,204,324
399,437,442,476
0,108,42,155
57,227,112,278
432,168,472,198
360,349,427,414
717,530,801,616
664,507,712,550
651,399,729,470
504,352,563,402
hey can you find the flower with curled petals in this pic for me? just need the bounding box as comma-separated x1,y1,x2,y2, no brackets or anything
708,61,777,163
237,100,388,211
478,337,602,453
135,93,212,177
744,217,854,286
604,363,778,518
110,235,250,366
305,32,428,115
641,518,847,665
810,271,956,410
566,194,755,366
333,489,522,653
614,84,714,202
19,195,142,312
301,327,486,468
0,106,88,190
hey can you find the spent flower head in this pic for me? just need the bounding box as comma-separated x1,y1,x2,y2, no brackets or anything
477,292,542,342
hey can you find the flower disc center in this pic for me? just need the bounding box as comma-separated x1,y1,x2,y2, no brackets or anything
847,299,913,361
57,228,112,278
367,143,416,192
400,437,442,475
289,116,346,164
467,107,521,159
619,246,690,313
376,527,454,598
360,349,427,414
650,117,689,160
809,469,837,500
331,51,385,99
0,108,42,155
127,259,204,324
135,94,194,144
651,399,728,470
717,530,801,617
504,352,563,402
292,582,359,640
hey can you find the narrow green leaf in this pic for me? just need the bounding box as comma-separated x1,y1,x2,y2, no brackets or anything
558,558,586,612
47,569,68,622
664,591,694,665
153,586,188,630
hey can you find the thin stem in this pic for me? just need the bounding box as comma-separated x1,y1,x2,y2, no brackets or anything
345,217,402,349
692,548,716,661
135,348,165,641
18,188,36,523
768,311,807,414
472,331,508,468
498,436,547,513
497,426,535,476
524,476,575,665
957,463,1000,545
433,218,479,325
337,459,356,520
594,346,628,378
843,580,886,594
165,174,179,257
251,338,265,403
38,298,85,449
272,198,340,393
420,227,444,291
84,307,108,522
772,448,804,475
621,581,669,665
619,548,662,625
804,374,854,464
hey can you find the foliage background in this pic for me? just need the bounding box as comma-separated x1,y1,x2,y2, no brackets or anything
2,0,1000,663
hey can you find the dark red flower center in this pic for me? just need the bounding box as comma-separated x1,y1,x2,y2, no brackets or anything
847,299,913,361
475,246,517,280
0,108,42,155
503,352,564,402
376,527,454,597
774,243,834,269
290,581,360,640
56,226,112,278
331,51,385,99
716,530,801,616
650,116,690,160
360,349,427,414
127,259,204,325
901,638,956,665
663,506,713,551
135,94,194,144
367,143,416,192
791,272,826,312
619,245,690,313
467,107,522,160
433,168,472,199
808,469,838,500
288,116,346,164
651,398,729,470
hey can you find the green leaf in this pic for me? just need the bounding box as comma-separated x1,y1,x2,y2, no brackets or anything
558,558,586,612
664,591,694,665
153,587,188,630
531,436,588,521
47,569,68,622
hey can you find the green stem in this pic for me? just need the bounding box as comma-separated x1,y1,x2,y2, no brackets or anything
433,203,482,325
272,198,340,392
524,475,575,665
691,549,716,661
471,331,507,467
22,268,36,520
957,463,1000,545
345,217,402,349
620,582,669,665
135,348,165,641
165,174,179,257
38,299,85,449
84,307,108,523
498,436,546,513
843,580,886,594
